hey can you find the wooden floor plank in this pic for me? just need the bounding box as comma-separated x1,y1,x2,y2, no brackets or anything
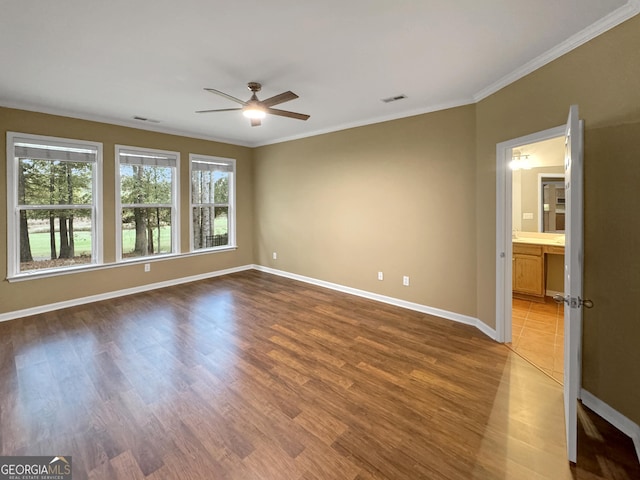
0,270,638,479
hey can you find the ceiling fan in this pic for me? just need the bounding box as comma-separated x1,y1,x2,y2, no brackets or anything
196,82,310,127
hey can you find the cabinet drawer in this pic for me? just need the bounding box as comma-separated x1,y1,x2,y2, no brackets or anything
546,245,565,255
513,244,542,256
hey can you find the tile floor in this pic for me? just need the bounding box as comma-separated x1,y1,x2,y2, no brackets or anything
507,297,565,384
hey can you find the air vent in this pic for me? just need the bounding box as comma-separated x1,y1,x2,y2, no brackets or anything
133,116,160,123
381,94,407,103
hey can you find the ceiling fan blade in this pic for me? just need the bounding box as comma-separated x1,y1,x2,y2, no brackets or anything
250,118,261,127
195,108,243,113
261,91,298,107
265,108,310,121
204,88,247,105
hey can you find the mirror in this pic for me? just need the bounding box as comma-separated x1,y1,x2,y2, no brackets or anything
512,136,565,234
541,177,565,232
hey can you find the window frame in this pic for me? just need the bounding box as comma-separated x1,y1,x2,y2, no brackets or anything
115,144,180,262
6,131,103,279
189,153,236,252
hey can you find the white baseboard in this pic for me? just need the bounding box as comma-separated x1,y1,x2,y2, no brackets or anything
0,264,253,323
581,389,640,464
1,263,497,342
252,265,496,340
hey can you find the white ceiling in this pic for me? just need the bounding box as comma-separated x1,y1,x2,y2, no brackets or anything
1,0,637,147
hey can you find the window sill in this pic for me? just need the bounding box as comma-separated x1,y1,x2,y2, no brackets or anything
6,245,238,283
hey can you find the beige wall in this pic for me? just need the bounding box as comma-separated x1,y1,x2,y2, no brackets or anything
254,106,478,317
475,15,640,423
0,107,254,313
582,121,640,425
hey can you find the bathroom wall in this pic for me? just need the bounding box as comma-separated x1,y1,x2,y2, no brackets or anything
519,166,564,232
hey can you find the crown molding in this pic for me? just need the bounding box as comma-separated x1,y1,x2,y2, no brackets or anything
474,1,640,102
2,2,638,148
0,100,254,148
253,97,474,147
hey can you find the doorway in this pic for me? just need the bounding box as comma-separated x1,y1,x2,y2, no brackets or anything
497,106,584,463
495,125,566,381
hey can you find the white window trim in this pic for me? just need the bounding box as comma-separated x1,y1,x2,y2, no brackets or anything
189,153,236,252
115,144,180,262
6,132,103,279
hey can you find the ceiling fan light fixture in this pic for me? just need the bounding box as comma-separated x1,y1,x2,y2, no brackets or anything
198,82,309,125
242,107,266,119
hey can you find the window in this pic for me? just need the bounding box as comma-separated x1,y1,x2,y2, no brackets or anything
190,154,235,251
116,146,179,260
6,132,102,277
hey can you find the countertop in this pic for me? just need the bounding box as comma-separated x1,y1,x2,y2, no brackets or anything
513,233,565,247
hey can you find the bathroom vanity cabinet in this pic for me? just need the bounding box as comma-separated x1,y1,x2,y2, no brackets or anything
512,240,565,302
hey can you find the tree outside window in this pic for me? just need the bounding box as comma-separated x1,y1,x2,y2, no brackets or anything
7,134,101,276
190,155,235,250
117,147,179,259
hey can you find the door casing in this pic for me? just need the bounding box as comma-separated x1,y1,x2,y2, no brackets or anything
495,125,565,343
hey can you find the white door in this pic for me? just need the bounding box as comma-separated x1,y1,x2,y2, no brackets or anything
562,104,584,463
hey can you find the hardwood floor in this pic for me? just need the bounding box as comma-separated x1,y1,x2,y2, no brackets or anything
1,270,638,479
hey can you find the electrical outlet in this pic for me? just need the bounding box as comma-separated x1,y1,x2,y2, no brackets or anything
272,252,277,260
144,263,151,272
377,271,384,281
523,212,534,220
403,276,410,286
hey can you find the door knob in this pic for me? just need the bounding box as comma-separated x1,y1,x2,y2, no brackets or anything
553,294,569,305
553,294,594,308
579,297,594,308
